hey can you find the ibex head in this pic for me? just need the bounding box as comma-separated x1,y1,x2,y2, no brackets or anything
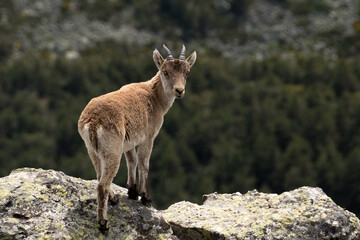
153,44,197,99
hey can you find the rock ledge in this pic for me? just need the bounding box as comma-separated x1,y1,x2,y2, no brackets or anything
0,168,176,240
0,168,359,240
163,187,360,239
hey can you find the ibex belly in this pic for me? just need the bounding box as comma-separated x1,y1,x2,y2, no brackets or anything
123,134,146,152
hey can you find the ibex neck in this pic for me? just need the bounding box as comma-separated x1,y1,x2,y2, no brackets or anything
150,72,175,113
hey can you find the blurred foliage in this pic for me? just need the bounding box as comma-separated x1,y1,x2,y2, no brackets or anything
1,0,360,218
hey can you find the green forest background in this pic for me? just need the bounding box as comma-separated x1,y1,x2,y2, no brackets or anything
1,0,360,217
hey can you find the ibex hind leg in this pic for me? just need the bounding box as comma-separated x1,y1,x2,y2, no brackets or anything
96,150,121,232
88,149,102,181
88,148,118,204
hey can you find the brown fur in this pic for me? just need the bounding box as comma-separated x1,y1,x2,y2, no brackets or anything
78,46,197,231
79,74,166,150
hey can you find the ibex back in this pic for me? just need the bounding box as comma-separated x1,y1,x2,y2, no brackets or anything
78,44,197,232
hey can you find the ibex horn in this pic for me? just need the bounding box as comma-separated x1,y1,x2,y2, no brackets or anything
179,44,186,61
163,44,174,61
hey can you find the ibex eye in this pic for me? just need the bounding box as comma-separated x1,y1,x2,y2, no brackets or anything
163,71,169,77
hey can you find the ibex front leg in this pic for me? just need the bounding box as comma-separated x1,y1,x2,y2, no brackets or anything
125,148,139,200
137,140,154,207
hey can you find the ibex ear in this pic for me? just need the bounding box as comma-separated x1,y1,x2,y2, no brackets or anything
153,49,164,70
186,51,197,68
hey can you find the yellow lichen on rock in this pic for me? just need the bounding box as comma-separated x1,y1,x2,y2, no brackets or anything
0,168,177,240
162,187,360,239
0,187,10,199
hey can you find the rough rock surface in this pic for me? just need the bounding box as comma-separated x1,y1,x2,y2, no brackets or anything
1,168,360,240
162,187,360,240
0,168,177,240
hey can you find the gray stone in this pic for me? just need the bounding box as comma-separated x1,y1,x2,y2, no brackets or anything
162,187,360,239
1,168,359,239
0,168,177,240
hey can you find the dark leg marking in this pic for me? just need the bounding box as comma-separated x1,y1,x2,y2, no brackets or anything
99,219,109,233
140,193,152,207
128,184,139,200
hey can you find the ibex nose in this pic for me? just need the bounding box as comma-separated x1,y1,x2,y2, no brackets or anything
175,88,184,94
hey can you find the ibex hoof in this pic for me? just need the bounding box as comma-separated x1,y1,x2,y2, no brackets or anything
99,219,109,233
141,196,152,207
128,184,139,200
109,194,120,205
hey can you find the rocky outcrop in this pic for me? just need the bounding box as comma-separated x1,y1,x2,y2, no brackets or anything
162,187,360,239
0,168,177,240
1,168,359,239
1,0,357,60
206,0,357,60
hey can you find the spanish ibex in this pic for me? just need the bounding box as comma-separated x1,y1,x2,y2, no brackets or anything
78,44,197,231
